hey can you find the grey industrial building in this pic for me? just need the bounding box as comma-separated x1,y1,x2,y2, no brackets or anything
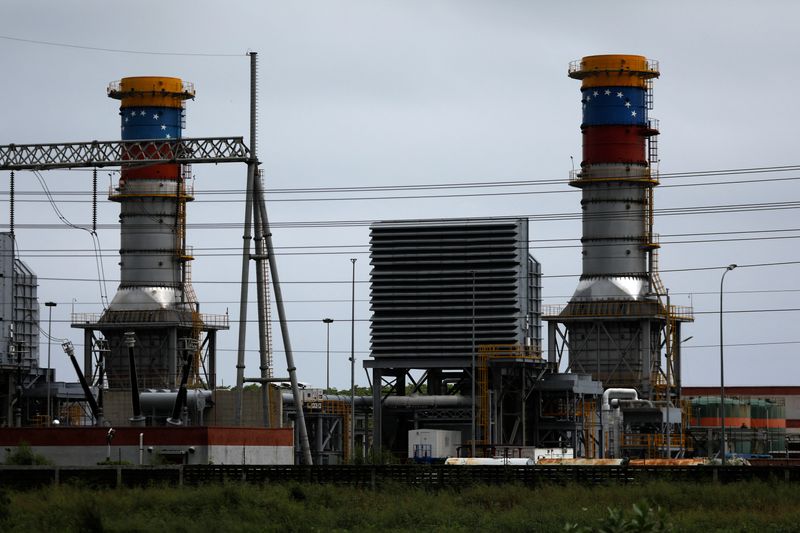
366,218,601,457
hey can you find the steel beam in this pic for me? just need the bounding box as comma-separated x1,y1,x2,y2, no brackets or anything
0,137,248,171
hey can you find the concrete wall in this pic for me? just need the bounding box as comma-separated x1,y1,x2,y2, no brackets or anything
208,387,283,427
0,427,293,466
208,445,292,465
99,386,283,428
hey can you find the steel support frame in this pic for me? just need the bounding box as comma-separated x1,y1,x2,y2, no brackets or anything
0,137,248,171
532,389,593,456
493,364,542,447
370,365,465,454
368,361,545,456
304,411,345,465
546,316,670,399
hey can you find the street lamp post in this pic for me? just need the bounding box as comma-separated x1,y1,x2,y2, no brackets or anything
720,263,737,465
350,258,357,462
45,301,57,427
323,318,333,391
471,270,476,458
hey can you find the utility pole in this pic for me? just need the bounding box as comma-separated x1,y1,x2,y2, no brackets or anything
719,264,737,465
323,318,333,390
350,258,357,462
45,301,57,426
471,270,477,457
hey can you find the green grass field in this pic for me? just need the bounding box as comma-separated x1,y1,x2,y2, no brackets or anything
2,480,799,532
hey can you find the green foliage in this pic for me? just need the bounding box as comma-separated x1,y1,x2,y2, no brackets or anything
0,489,10,525
289,484,306,502
404,383,428,395
3,442,52,465
565,501,672,532
350,445,399,465
0,480,799,532
323,385,375,396
74,500,104,533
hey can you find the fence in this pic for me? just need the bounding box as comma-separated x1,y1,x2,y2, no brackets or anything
1,464,798,490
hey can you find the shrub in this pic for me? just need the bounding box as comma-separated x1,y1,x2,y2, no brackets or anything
4,442,52,465
565,501,672,532
74,500,104,533
0,489,10,524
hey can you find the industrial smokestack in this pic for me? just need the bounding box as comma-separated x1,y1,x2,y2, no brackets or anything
567,54,660,301
106,77,196,311
66,77,229,395
67,77,229,407
545,55,692,398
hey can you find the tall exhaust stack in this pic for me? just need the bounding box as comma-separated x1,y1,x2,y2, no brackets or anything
73,77,228,394
545,55,692,399
107,77,195,313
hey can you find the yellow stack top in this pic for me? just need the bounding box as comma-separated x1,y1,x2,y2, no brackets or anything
569,54,658,89
108,76,195,108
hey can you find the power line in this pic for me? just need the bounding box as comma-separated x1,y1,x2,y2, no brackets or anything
12,162,800,189
10,232,800,258
8,227,800,255
236,340,800,353
5,174,800,204
34,259,800,285
0,34,244,57
41,308,800,326
37,288,800,307
5,200,800,232
4,163,800,198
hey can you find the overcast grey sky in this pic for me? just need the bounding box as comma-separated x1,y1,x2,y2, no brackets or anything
1,0,798,390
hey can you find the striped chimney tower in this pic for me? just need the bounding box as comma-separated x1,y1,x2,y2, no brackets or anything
570,54,659,301
545,55,692,398
107,77,195,311
70,77,229,393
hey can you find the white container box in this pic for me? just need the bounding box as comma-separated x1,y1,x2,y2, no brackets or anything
408,429,462,460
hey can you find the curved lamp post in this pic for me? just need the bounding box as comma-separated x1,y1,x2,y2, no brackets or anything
719,263,737,465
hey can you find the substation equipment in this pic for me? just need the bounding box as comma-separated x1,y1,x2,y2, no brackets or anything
0,55,314,464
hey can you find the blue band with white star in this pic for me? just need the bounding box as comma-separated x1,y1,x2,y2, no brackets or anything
120,107,182,141
581,87,647,127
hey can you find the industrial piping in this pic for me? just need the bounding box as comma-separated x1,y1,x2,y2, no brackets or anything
601,387,638,458
602,388,639,411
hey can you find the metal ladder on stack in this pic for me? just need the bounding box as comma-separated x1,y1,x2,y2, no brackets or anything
183,258,204,388
650,247,667,298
